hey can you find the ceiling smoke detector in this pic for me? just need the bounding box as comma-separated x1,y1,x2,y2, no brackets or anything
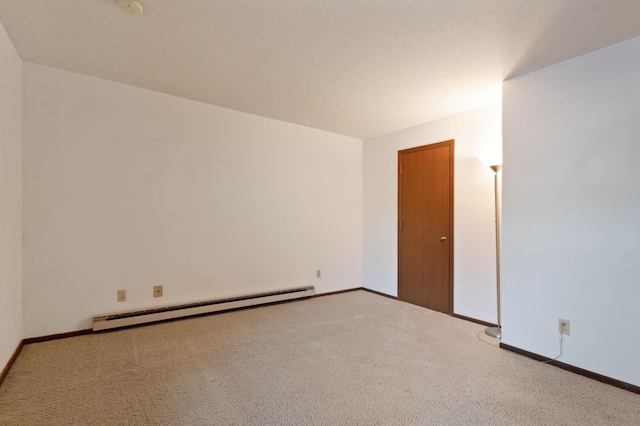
117,0,144,16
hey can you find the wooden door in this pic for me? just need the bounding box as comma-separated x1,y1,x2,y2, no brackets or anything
398,140,453,313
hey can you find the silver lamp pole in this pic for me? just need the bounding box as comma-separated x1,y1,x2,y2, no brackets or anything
485,165,502,339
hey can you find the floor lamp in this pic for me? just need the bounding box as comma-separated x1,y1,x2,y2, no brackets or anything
485,165,502,339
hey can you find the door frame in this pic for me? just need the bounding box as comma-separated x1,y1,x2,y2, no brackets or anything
398,139,454,314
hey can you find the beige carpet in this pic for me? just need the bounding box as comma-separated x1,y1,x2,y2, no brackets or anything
0,290,638,425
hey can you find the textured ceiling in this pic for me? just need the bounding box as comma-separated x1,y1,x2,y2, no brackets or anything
1,1,640,139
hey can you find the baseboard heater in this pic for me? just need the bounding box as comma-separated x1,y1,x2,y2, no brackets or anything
93,286,315,331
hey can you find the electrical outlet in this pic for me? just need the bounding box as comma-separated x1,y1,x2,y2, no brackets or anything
154,285,163,298
117,289,126,302
316,269,321,278
558,318,570,335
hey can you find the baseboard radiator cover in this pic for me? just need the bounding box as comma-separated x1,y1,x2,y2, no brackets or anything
93,286,315,331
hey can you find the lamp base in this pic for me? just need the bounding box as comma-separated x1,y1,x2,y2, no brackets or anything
484,326,501,339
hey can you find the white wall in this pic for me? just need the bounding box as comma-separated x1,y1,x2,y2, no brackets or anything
22,63,362,338
0,23,22,367
363,104,501,323
502,37,640,386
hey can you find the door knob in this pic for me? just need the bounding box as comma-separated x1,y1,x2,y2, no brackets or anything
440,236,447,241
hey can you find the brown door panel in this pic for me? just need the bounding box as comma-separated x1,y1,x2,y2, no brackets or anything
398,140,453,314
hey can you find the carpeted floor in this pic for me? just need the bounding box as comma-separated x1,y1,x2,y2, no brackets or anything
0,290,638,425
